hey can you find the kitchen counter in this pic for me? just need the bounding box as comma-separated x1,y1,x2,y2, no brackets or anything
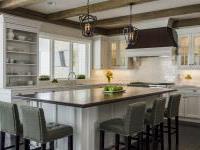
14,86,175,108
13,86,175,150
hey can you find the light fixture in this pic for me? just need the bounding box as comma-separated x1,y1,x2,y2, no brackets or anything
123,3,139,49
79,0,97,37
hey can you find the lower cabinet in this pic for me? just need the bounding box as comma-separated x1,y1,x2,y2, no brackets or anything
184,95,200,119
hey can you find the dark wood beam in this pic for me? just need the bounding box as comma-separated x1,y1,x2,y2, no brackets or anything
47,0,155,20
0,8,109,35
173,18,200,28
0,0,45,9
96,4,200,27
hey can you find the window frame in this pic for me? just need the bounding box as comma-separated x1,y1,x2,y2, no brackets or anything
39,32,92,79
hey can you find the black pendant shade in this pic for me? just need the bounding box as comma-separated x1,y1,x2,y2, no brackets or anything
79,0,97,37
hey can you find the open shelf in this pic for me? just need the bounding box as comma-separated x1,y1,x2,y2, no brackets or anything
7,75,37,77
6,63,36,66
7,51,36,55
7,39,37,44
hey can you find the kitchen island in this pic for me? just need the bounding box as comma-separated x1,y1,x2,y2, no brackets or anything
14,86,175,150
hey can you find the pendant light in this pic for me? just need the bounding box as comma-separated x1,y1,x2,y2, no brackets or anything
79,0,97,37
123,3,139,49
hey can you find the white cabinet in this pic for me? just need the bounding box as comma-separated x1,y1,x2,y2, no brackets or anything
0,14,41,88
177,27,200,69
93,36,110,69
184,95,200,119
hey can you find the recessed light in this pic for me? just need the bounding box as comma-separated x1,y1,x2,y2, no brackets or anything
47,1,56,6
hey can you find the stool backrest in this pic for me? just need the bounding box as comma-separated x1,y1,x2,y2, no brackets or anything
150,98,166,126
166,94,181,118
0,101,21,135
20,106,47,143
124,102,146,136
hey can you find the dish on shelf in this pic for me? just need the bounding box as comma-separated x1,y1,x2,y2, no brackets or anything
17,35,26,41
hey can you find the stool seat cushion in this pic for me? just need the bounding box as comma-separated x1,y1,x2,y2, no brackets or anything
100,118,127,136
46,122,73,141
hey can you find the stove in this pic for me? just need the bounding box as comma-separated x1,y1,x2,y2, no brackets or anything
128,82,175,88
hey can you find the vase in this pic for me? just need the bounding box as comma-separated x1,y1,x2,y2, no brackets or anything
7,29,15,40
108,78,111,83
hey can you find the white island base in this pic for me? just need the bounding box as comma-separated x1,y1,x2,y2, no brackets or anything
33,95,158,150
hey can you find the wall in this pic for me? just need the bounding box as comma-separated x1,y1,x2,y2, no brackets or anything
91,57,178,83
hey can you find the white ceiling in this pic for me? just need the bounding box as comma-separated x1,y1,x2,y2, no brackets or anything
25,0,200,22
25,0,108,14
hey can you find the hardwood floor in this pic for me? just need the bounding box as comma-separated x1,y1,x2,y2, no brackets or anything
3,122,200,150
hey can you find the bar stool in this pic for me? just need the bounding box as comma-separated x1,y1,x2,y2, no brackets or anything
164,94,181,150
144,98,166,150
20,105,73,150
0,101,22,150
99,102,146,150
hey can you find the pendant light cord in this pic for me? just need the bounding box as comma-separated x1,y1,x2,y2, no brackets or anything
87,0,90,15
130,3,133,25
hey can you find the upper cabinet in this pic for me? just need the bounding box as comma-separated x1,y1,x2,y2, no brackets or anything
92,35,127,69
0,14,41,88
177,27,200,69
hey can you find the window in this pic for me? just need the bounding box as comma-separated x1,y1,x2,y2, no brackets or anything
54,40,71,78
39,38,50,76
39,35,91,79
72,42,87,75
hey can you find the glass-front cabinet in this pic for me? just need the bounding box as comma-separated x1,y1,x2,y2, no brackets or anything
110,40,127,68
178,28,200,69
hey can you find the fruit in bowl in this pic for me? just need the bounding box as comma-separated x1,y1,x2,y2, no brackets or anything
104,85,124,93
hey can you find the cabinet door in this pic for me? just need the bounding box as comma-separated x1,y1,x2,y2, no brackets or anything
185,96,200,119
192,34,200,65
178,35,190,65
110,40,126,68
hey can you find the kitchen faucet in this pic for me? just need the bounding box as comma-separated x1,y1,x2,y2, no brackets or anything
68,72,76,80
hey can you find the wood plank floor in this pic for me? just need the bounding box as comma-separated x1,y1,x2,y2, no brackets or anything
3,122,200,150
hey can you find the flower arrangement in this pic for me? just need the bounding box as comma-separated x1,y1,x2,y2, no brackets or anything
106,70,113,83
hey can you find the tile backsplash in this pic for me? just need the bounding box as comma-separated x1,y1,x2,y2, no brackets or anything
91,57,178,83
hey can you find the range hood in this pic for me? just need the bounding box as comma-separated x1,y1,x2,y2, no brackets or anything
126,26,178,57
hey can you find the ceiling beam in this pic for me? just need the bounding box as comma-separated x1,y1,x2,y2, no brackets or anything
0,0,45,9
47,0,155,20
173,18,200,28
96,4,200,27
0,8,110,35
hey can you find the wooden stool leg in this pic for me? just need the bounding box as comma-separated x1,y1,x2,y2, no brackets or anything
115,134,120,150
146,125,150,150
24,139,30,150
15,135,20,150
175,116,179,149
50,141,54,150
0,132,5,150
41,143,46,150
125,136,131,150
68,135,73,150
160,123,164,150
100,130,105,150
167,118,171,150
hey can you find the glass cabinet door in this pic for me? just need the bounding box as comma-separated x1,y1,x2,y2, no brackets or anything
179,36,190,65
193,35,200,65
111,40,126,68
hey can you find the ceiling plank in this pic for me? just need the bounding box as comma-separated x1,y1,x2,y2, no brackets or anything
96,4,200,27
173,18,200,28
47,0,155,20
0,0,46,9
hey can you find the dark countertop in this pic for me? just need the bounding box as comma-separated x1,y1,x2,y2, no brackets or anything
14,86,176,108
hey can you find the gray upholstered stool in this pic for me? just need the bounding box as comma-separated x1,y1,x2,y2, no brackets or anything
99,102,146,150
0,101,22,150
164,94,181,150
20,105,73,150
145,98,166,150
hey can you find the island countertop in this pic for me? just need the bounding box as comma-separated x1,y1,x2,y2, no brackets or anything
14,86,176,108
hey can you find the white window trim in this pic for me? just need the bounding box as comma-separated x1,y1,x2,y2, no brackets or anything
39,32,92,79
